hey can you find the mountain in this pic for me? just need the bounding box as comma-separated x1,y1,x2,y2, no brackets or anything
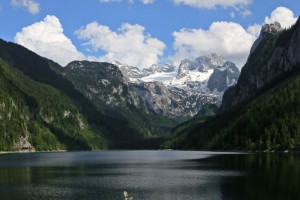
0,39,174,150
0,40,107,151
116,53,240,117
63,61,178,141
221,20,298,110
163,19,300,150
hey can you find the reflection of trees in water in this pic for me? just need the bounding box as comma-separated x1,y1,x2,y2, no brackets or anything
0,167,32,185
208,153,300,200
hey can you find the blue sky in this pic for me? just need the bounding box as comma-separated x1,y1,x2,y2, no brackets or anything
0,0,299,68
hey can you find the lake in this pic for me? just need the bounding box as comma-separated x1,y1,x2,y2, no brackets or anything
0,151,299,200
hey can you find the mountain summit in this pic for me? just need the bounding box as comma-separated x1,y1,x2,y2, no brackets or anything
115,53,240,117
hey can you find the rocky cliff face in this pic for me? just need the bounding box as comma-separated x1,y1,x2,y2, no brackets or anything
221,19,300,111
207,61,240,92
175,59,192,81
130,81,218,117
142,64,176,76
65,61,143,110
250,21,282,54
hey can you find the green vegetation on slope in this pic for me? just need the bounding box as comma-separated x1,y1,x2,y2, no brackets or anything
0,39,179,150
164,72,300,150
0,39,156,149
0,58,107,151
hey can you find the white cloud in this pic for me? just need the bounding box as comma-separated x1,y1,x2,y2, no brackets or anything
75,22,165,68
172,0,251,9
265,7,297,29
246,7,297,41
171,21,256,68
99,0,154,4
170,7,298,69
247,23,261,38
241,8,252,17
11,0,40,14
141,0,155,4
15,15,85,66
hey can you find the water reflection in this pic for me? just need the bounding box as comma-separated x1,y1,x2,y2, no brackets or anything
0,151,299,200
205,153,300,200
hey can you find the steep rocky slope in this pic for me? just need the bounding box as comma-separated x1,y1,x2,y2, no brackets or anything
221,20,300,110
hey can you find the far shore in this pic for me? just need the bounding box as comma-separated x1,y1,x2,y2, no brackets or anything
0,150,67,154
0,149,299,155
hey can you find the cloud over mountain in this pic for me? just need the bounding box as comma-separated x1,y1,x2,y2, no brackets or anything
265,7,297,29
15,15,85,66
75,22,165,68
170,21,256,68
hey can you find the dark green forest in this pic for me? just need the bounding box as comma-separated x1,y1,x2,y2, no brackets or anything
0,59,107,151
163,72,300,150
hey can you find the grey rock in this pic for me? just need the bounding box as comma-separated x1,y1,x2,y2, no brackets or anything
207,61,240,92
250,22,282,54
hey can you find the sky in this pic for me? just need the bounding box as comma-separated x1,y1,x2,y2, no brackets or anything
0,0,299,69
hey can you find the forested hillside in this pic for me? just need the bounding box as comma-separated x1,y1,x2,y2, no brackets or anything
0,59,107,151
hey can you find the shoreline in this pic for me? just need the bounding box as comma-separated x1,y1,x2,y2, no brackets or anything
0,150,67,155
0,149,299,155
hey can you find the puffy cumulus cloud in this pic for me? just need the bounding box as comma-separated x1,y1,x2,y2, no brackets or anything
15,15,85,66
171,21,256,68
170,7,298,69
172,0,252,9
99,0,154,4
11,0,40,14
75,22,165,68
247,7,297,41
265,7,297,29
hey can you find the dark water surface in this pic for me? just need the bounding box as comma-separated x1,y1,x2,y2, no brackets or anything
0,151,299,200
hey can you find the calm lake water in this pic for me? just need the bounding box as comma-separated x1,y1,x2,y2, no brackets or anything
0,151,299,200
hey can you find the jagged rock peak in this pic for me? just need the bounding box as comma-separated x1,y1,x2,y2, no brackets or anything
176,59,191,79
250,22,282,54
66,60,115,70
207,61,240,92
143,63,176,76
116,62,144,79
184,53,226,72
261,21,282,35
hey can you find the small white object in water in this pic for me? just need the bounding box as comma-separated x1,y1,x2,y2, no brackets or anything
123,191,133,200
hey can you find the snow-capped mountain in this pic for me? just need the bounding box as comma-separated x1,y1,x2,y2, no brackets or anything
117,53,240,97
113,53,240,117
64,60,219,119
